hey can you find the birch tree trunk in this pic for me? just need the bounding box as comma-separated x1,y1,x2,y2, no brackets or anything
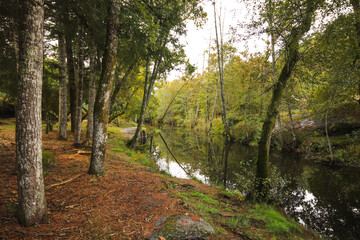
58,31,68,140
89,0,119,175
74,26,84,147
16,0,47,226
86,39,96,140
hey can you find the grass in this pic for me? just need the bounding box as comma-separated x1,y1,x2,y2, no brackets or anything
227,214,250,229
249,204,300,235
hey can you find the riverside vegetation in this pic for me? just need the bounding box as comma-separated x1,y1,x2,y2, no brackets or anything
0,119,318,239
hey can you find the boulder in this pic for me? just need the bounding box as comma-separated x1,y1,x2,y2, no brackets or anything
146,213,215,240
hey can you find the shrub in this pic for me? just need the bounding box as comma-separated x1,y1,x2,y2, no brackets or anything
250,204,300,235
42,150,56,166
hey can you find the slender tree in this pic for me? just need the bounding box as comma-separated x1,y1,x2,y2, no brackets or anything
58,28,67,139
256,0,323,200
16,0,47,226
89,0,119,175
86,39,96,141
74,25,84,147
213,1,230,138
63,1,77,132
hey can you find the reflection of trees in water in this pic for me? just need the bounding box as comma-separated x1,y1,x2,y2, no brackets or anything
280,163,360,239
152,128,360,240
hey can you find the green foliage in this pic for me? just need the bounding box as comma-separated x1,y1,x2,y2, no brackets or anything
227,214,250,229
42,150,56,167
249,204,300,235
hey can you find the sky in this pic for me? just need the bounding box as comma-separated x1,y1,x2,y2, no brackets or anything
167,0,268,80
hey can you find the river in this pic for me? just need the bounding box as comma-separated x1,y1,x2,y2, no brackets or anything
148,127,360,240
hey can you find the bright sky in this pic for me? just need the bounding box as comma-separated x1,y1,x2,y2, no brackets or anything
168,0,268,80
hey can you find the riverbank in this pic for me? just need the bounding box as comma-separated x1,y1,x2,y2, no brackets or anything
0,119,318,239
188,114,360,168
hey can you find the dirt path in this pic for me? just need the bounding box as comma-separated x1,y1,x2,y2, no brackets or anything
119,127,137,138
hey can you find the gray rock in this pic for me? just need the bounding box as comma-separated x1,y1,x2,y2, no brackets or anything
146,213,215,240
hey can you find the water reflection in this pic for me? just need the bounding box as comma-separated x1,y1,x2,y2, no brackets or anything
149,127,360,239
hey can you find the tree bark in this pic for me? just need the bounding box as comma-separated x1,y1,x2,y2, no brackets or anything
89,0,119,175
64,5,77,132
58,31,68,139
213,2,230,138
16,0,47,226
129,53,162,147
74,26,84,147
256,0,320,200
86,39,96,140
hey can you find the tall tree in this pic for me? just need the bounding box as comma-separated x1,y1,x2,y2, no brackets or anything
74,25,84,147
16,0,47,226
86,39,96,141
255,0,323,200
63,0,77,132
89,0,119,175
128,0,205,147
58,27,67,139
213,1,230,138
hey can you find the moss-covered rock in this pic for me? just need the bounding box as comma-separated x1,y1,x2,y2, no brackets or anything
146,213,215,240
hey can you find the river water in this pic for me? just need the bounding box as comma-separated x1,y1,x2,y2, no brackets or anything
148,127,360,240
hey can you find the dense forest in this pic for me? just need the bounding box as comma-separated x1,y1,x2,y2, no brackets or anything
0,0,359,238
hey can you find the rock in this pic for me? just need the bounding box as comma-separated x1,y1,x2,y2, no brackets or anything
146,213,215,240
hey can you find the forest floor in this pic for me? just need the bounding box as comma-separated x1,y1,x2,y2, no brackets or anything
0,118,318,239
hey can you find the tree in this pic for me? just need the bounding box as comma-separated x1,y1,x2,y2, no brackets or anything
213,1,230,138
255,0,324,200
16,0,47,226
62,0,77,132
74,25,85,147
58,28,67,139
128,0,205,147
86,39,96,141
89,0,120,175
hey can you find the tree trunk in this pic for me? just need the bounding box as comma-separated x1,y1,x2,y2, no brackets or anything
287,100,297,143
324,113,335,164
16,0,47,226
74,26,84,147
129,61,152,147
89,0,119,175
86,39,96,141
268,0,284,148
129,53,163,147
256,0,319,200
193,101,200,128
58,31,68,139
208,87,218,134
213,2,230,138
64,7,77,132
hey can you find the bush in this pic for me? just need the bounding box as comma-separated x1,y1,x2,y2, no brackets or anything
42,150,56,166
249,204,300,235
